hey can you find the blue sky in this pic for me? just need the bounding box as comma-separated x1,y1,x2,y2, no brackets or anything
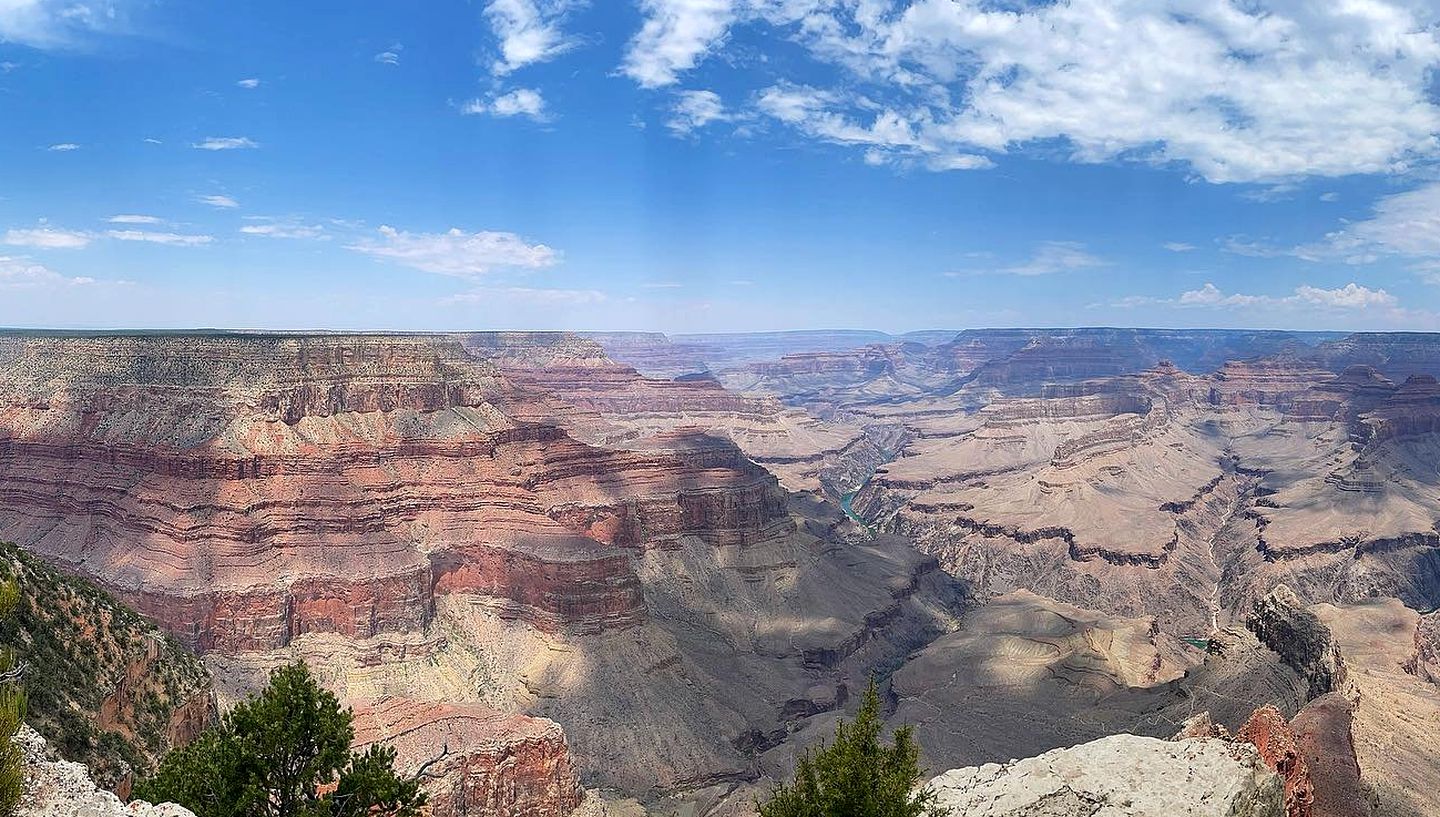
2,0,1440,333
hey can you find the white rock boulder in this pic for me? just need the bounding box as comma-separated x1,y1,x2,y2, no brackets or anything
15,725,195,817
927,733,1283,817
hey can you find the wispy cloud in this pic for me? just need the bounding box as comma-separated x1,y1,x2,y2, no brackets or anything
240,219,327,240
484,0,582,75
667,89,729,135
46,143,80,152
446,285,605,305
1116,282,1398,312
3,226,93,249
348,225,559,277
374,43,402,65
197,194,239,209
106,230,213,247
107,214,163,225
192,136,259,151
461,88,548,121
236,78,260,89
1162,242,1196,253
997,242,1106,277
0,0,133,49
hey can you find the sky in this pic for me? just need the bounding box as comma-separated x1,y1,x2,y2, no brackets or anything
2,0,1440,334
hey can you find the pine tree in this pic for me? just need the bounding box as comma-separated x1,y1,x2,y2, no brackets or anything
0,580,27,817
758,680,947,817
134,662,424,817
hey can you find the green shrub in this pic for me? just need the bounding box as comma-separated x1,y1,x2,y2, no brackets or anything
135,662,424,817
758,680,947,817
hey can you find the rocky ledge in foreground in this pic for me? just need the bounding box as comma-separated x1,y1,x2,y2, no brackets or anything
928,733,1284,817
15,725,194,817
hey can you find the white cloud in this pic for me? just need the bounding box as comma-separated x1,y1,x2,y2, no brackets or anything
3,226,93,249
349,225,559,277
107,214,163,224
484,0,580,75
0,0,130,49
622,0,736,89
106,230,213,247
239,219,326,240
626,0,1440,183
374,44,402,65
1000,242,1106,276
1304,182,1440,265
197,194,239,209
461,88,548,121
1162,242,1196,253
1123,281,1398,311
667,89,728,134
0,256,95,289
236,78,260,89
192,136,259,151
46,143,79,151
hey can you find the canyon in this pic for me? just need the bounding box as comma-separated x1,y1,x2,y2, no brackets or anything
3,327,1439,815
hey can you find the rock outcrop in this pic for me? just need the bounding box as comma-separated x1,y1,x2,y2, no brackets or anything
1246,586,1345,700
1234,707,1315,817
928,733,1284,817
15,725,195,817
352,698,583,817
1288,694,1367,817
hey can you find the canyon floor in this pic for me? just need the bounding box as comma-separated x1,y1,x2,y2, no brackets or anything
4,327,1439,815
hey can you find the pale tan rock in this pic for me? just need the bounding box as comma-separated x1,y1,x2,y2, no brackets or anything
928,733,1284,817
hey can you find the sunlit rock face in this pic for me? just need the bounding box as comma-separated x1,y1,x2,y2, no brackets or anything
928,734,1284,817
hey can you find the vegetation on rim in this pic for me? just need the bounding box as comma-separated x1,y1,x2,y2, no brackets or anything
0,541,213,789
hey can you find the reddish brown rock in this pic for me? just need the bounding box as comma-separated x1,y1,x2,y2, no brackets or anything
1235,706,1314,817
1289,693,1368,817
0,334,795,652
1405,609,1440,685
352,698,583,817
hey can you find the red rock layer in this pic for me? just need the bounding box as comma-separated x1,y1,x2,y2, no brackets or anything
1235,706,1315,817
1405,610,1440,685
0,334,795,653
1289,694,1368,817
353,698,583,817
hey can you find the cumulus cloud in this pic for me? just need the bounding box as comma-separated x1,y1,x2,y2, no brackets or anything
197,194,239,209
0,256,95,289
192,136,259,151
3,226,93,249
484,0,581,75
461,88,548,121
348,225,559,277
667,89,729,134
106,230,213,247
624,0,1440,183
